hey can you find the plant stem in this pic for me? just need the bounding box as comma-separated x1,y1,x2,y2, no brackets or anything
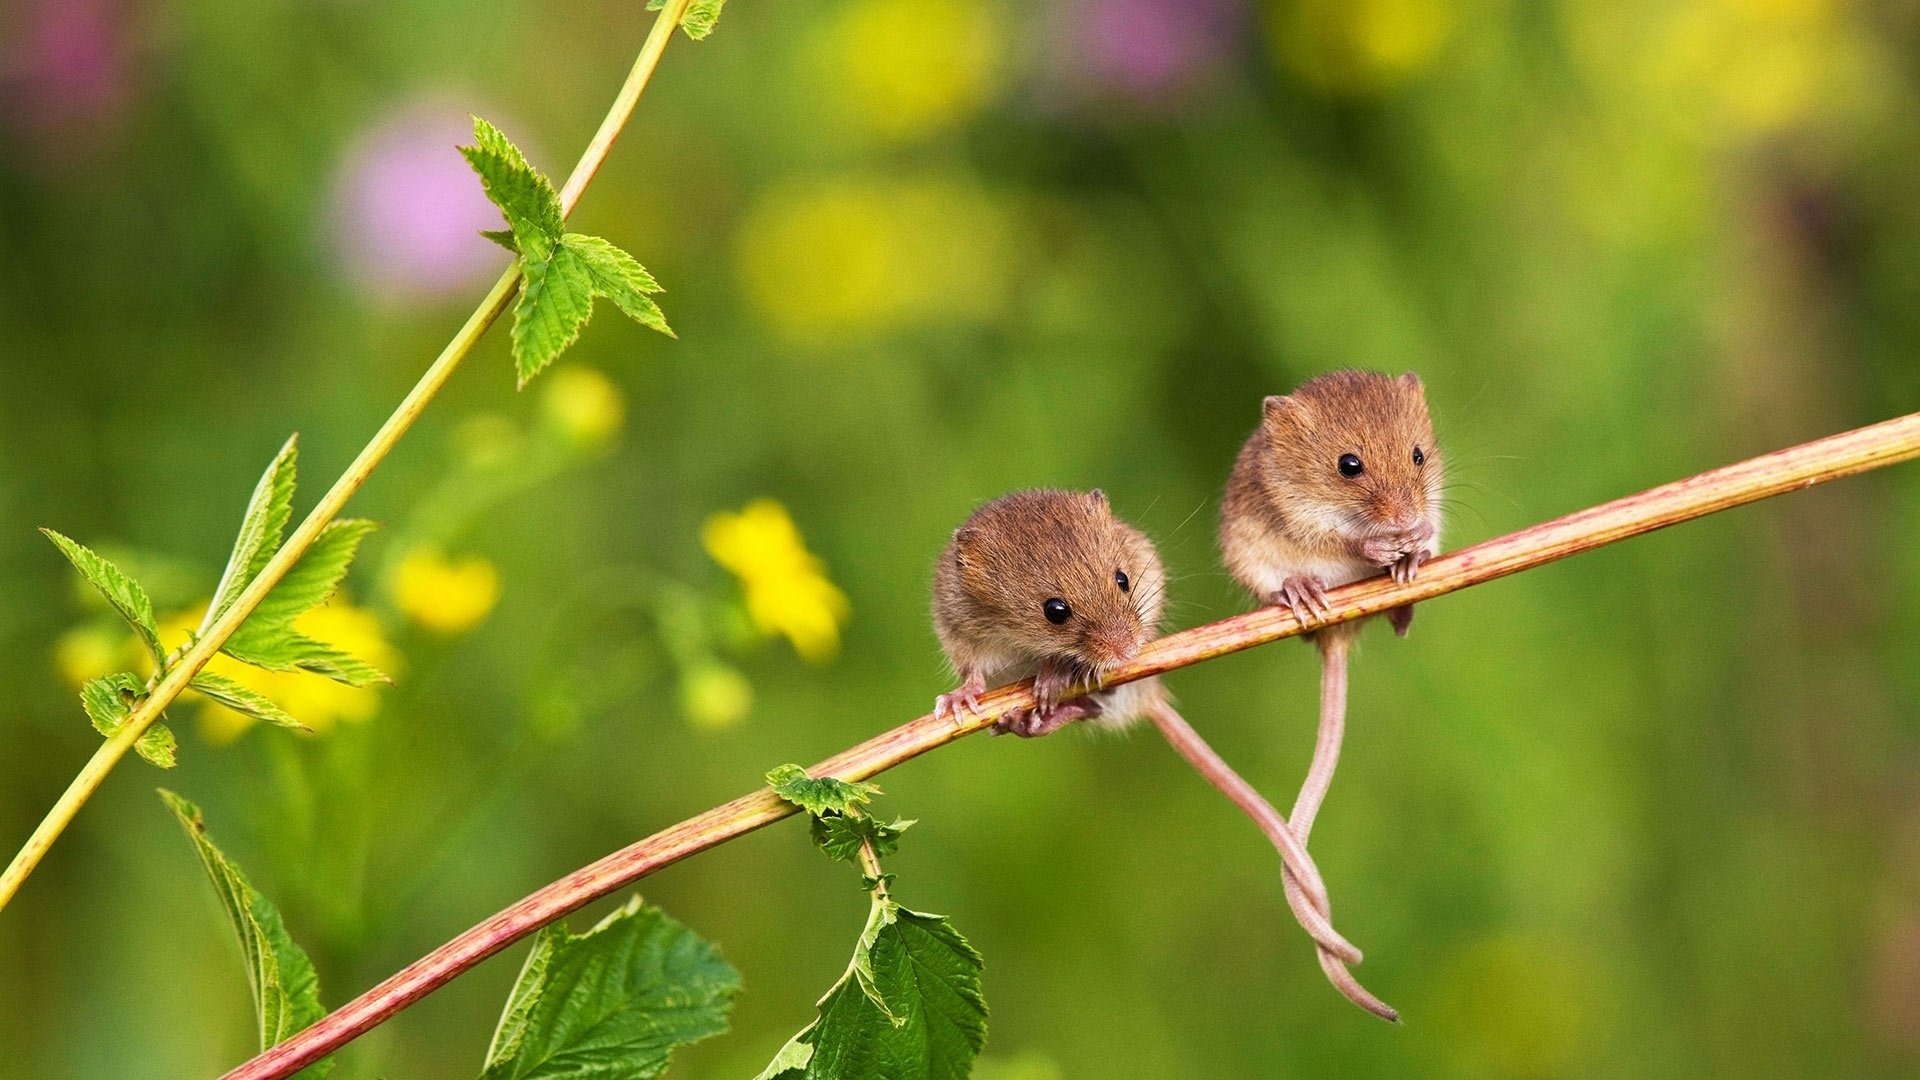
0,0,695,917
226,409,1920,1078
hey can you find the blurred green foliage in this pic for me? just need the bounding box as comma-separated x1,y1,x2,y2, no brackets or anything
2,0,1918,1077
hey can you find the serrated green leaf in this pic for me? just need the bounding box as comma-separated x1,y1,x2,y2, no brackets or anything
191,673,309,732
462,116,564,258
481,895,740,1080
511,240,597,388
222,519,386,687
647,0,726,39
811,815,915,863
559,234,671,335
210,436,299,624
755,896,987,1080
160,791,332,1078
768,765,880,817
43,529,165,667
80,672,178,768
510,234,672,388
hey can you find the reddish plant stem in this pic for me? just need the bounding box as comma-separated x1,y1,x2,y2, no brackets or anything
227,409,1920,1078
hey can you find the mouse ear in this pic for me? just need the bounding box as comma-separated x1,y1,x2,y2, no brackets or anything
1086,488,1109,510
1262,394,1296,423
953,525,979,549
1399,371,1424,391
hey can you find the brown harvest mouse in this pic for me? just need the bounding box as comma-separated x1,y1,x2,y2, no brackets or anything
1219,369,1444,1022
931,488,1367,968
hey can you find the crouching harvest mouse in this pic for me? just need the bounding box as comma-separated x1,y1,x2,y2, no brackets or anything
930,488,1367,969
1220,369,1445,1021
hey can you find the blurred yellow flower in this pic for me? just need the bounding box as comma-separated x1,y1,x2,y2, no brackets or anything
1270,0,1458,95
393,546,501,635
131,601,399,744
814,0,1004,141
54,623,129,688
735,176,1015,344
1564,0,1874,145
539,365,626,451
703,500,849,663
679,661,754,731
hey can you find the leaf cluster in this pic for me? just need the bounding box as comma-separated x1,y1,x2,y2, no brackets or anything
167,793,739,1078
759,765,984,1079
46,436,384,765
461,118,671,387
646,0,727,40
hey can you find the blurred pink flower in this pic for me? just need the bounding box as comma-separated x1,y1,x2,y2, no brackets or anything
2,0,132,151
330,101,509,301
1045,0,1243,109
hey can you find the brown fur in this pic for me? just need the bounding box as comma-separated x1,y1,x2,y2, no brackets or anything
1220,369,1443,637
934,489,1165,691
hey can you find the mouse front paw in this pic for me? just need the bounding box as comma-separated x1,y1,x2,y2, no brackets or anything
1388,548,1427,585
1270,575,1333,626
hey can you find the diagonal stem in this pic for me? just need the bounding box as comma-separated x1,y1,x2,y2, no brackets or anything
0,0,696,917
225,410,1920,1078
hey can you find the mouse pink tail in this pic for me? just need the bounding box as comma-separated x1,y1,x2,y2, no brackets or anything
1288,631,1400,1021
1141,698,1362,966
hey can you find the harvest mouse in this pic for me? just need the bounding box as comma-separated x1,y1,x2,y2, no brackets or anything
1219,369,1444,1021
931,488,1366,967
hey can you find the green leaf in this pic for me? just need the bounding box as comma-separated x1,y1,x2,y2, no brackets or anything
222,519,386,687
811,815,915,863
511,238,598,388
560,234,670,335
481,895,740,1080
460,119,670,387
511,235,671,388
647,0,726,39
43,528,165,667
767,765,880,817
210,435,299,623
81,672,177,768
755,896,987,1080
462,116,564,258
160,791,332,1078
191,673,309,732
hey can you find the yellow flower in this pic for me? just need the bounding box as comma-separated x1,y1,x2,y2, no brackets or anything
734,176,1015,344
539,366,626,451
703,500,850,663
393,546,501,635
132,601,399,744
813,0,1004,141
1270,0,1459,95
679,661,754,731
54,623,131,688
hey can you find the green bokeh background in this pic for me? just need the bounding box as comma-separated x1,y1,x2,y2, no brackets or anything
4,0,1919,1076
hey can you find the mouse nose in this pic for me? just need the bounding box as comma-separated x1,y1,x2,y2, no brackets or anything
1360,518,1434,568
1089,626,1144,666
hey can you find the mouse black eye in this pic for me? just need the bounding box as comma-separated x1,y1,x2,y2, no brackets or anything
1337,454,1364,478
1042,598,1072,624
1115,569,1130,593
1412,446,1425,467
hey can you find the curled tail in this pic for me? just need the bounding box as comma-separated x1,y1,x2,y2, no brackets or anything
1284,630,1399,1022
1141,691,1388,985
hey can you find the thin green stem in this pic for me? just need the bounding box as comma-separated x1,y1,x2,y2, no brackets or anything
0,0,695,916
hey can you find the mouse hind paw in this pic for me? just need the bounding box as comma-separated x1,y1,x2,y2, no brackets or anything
934,671,988,723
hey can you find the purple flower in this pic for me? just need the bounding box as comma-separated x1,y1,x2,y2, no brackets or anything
1045,0,1244,109
2,0,132,150
330,101,510,301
